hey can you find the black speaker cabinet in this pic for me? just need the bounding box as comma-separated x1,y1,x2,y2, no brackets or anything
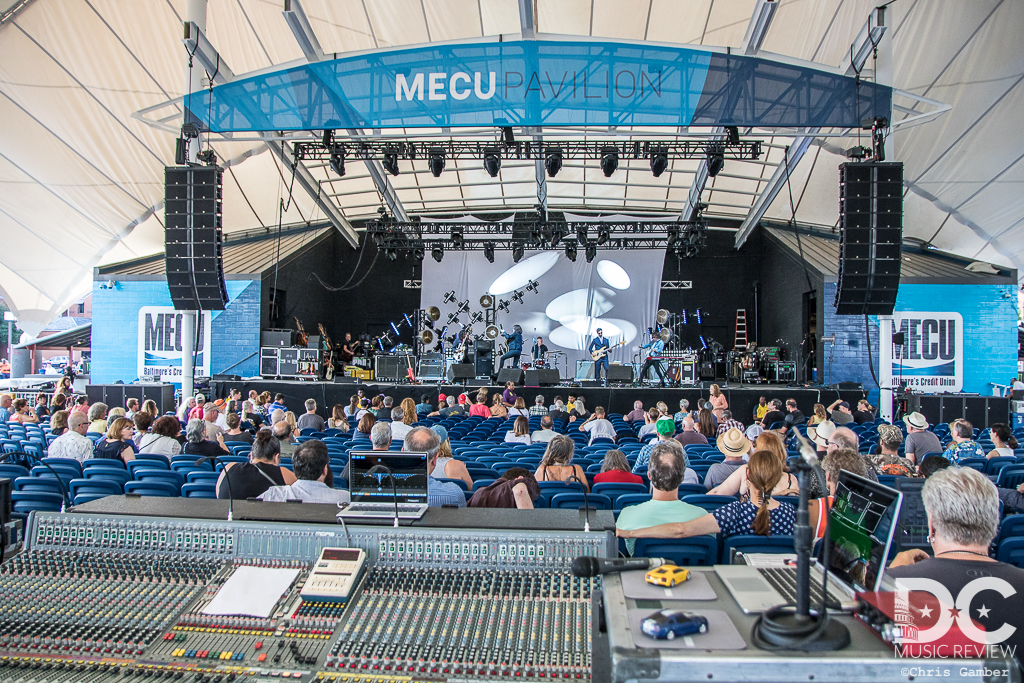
907,394,1009,430
497,368,525,385
374,355,404,381
165,165,229,311
447,364,476,381
835,162,903,315
525,369,560,387
260,329,294,347
607,365,634,382
86,383,176,415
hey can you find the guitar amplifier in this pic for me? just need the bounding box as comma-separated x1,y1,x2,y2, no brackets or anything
418,353,445,381
375,355,405,381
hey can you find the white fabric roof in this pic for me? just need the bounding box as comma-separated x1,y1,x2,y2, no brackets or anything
0,0,1021,334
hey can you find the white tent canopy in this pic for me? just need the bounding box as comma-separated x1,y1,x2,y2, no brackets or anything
1,0,1021,335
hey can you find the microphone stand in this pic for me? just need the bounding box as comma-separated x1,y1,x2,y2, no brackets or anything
195,455,233,521
4,452,70,512
367,464,400,527
567,475,590,533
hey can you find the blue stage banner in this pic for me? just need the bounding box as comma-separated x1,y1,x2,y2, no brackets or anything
186,39,891,132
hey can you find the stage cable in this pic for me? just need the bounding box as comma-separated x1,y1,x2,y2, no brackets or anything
783,149,815,295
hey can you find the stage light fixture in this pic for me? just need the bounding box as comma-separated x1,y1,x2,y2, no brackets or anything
565,242,577,262
451,227,463,248
483,242,495,263
412,245,425,260
549,225,565,248
585,242,597,263
428,147,446,177
545,148,563,177
706,146,724,177
681,310,688,325
483,149,501,177
596,228,610,246
600,147,619,177
382,150,400,176
726,126,740,145
385,248,398,261
649,148,669,177
695,308,703,324
431,246,444,262
329,151,345,177
576,225,587,244
512,242,525,263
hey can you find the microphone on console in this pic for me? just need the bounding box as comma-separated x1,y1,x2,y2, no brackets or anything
571,556,670,577
195,455,233,521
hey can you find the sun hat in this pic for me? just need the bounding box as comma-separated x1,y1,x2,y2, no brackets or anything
903,412,929,430
808,420,836,449
718,428,751,458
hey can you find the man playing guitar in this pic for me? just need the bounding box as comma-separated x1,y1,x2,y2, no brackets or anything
588,328,611,382
638,333,668,388
339,333,361,364
499,325,524,369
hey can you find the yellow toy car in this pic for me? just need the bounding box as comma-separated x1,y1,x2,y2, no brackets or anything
645,565,690,587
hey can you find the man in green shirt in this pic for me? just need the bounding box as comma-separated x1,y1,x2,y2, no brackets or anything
617,441,705,555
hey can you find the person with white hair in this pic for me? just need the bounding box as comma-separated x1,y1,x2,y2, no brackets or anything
888,467,1024,662
86,402,108,434
183,418,229,458
47,411,94,463
625,400,645,424
296,398,325,432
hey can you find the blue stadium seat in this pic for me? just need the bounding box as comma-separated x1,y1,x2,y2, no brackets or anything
133,468,185,491
69,478,123,504
985,457,1017,477
186,471,220,485
181,482,217,498
722,535,795,564
124,480,179,497
678,484,707,498
549,493,612,510
41,457,82,476
11,490,63,516
592,482,648,505
0,463,30,481
83,457,125,470
435,477,469,492
15,476,64,496
996,537,1024,568
996,515,1024,545
996,465,1024,490
682,494,737,513
83,467,130,488
633,537,718,565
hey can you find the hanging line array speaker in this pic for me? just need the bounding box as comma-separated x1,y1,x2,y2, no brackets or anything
835,161,903,316
165,165,229,311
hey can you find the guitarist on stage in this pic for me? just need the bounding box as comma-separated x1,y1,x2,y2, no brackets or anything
588,328,611,382
340,333,360,364
499,325,524,369
639,334,668,388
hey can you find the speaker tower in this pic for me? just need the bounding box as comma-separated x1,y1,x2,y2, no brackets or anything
165,165,229,310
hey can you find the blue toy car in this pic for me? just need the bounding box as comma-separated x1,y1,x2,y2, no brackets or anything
641,610,709,640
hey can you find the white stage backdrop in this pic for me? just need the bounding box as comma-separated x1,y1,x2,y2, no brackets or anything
421,249,666,371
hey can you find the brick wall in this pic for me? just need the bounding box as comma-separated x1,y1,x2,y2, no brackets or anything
823,282,1017,405
92,279,260,384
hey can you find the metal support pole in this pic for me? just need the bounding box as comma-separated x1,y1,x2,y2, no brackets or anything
877,315,894,422
181,312,195,402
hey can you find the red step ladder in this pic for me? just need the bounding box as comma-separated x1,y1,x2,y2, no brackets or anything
734,309,748,349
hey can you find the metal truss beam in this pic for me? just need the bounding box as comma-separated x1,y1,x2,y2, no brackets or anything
282,0,325,62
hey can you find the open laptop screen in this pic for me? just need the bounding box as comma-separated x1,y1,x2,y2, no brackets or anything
824,471,903,592
348,451,429,504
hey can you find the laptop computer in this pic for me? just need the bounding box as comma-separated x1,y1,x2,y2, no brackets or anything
338,451,430,520
893,478,929,551
716,471,903,614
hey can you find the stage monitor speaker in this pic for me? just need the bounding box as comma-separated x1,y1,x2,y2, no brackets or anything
333,376,358,384
497,368,525,385
164,166,229,311
607,365,634,382
447,364,475,381
835,161,903,316
835,382,864,391
211,374,240,382
525,369,560,387
261,329,294,347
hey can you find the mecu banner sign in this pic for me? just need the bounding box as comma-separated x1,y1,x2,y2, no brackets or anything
137,307,211,383
880,312,963,393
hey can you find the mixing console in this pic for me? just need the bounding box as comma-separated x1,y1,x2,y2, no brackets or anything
0,511,612,682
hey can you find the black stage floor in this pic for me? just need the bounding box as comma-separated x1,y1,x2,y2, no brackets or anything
209,380,866,424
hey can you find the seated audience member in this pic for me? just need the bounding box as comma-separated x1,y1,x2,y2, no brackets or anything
535,434,589,491
508,397,529,419
632,419,679,473
8,398,38,424
674,415,708,447
468,393,491,418
132,411,154,443
326,404,347,430
625,401,645,424
296,399,325,432
902,412,943,465
138,416,183,456
223,413,254,444
529,395,549,417
578,406,616,445
918,455,951,478
389,407,413,442
616,442,707,555
343,395,361,419
987,422,1017,459
433,395,464,418
107,407,126,421
568,397,589,422
203,403,224,442
808,420,836,457
852,399,875,424
268,393,287,415
258,440,349,504
87,402,109,433
637,408,661,440
47,412,94,462
284,411,301,438
403,398,421,430
696,408,717,437
375,396,393,420
782,399,805,427
999,481,1024,512
240,401,262,431
807,448,869,539
709,432,798,498
871,424,915,477
404,426,466,507
531,415,558,443
35,393,50,422
429,425,473,489
671,399,690,424
176,397,194,422
505,416,532,444
141,399,159,420
593,450,643,485
217,429,296,499
469,467,539,509
370,421,392,450
620,449,797,542
752,396,769,423
501,381,517,407
887,467,1024,662
759,399,786,429
941,419,985,464
745,423,764,444
71,395,89,415
548,400,567,423
49,409,69,437
415,394,433,417
705,428,749,490
716,410,745,436
355,413,376,438
50,392,67,414
826,399,854,426
183,418,229,458
807,403,827,427
490,394,508,418
93,417,138,464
